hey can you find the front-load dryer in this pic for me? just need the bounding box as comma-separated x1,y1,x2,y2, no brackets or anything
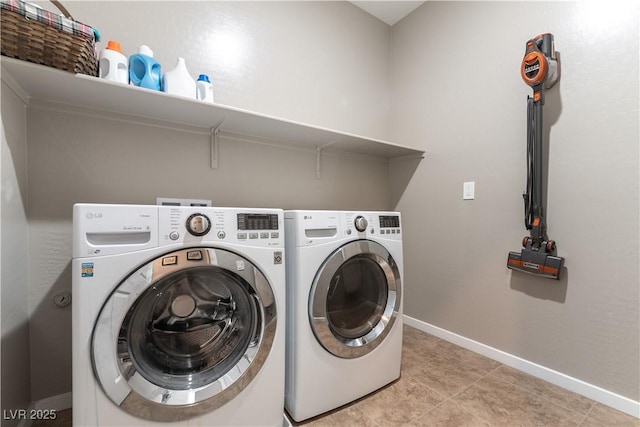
72,204,285,426
284,210,403,422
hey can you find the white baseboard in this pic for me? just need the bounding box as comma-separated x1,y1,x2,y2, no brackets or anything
403,315,640,419
17,392,72,427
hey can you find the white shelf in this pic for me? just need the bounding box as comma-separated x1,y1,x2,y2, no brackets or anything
1,57,424,161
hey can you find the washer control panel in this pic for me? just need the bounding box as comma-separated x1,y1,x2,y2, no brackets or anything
186,213,211,236
160,207,283,247
237,213,279,231
354,215,368,232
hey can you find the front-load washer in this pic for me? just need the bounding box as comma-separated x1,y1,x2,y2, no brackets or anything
72,204,285,426
284,210,403,422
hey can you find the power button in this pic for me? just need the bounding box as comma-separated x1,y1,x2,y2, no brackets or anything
169,231,180,241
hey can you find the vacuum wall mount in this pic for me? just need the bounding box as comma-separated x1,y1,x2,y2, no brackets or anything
507,33,565,280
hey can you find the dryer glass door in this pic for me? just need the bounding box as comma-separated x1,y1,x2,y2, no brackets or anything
326,255,388,339
91,247,277,422
309,240,401,358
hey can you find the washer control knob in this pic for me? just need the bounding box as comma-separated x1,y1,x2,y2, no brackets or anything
186,214,211,236
354,216,368,232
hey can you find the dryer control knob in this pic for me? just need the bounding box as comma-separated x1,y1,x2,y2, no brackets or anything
186,214,211,236
354,215,368,232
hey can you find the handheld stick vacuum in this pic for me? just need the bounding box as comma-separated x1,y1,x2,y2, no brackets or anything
507,33,565,280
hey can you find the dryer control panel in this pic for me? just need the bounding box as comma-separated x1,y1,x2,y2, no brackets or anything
284,210,402,248
378,215,402,236
342,212,401,239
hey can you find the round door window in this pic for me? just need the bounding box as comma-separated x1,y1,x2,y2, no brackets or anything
122,266,258,391
309,240,401,359
326,256,388,339
91,247,277,422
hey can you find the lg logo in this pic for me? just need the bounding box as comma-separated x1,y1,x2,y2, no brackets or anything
304,215,313,220
85,212,103,219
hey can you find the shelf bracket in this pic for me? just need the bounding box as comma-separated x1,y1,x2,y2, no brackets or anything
210,120,224,170
315,146,322,180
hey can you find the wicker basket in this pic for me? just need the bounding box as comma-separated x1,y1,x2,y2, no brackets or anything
1,0,98,76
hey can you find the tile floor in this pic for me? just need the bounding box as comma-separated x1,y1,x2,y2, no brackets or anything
32,409,71,427
294,325,638,427
32,325,638,427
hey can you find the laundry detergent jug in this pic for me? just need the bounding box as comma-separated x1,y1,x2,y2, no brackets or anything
163,57,196,99
99,40,128,84
129,45,162,91
196,74,214,103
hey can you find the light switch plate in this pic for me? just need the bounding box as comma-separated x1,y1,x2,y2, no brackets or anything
463,181,475,200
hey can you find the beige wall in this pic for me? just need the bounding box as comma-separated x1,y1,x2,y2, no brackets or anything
5,0,638,410
1,80,31,422
390,1,639,400
22,1,393,401
63,1,391,140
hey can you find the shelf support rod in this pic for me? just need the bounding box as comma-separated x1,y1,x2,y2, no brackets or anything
316,146,322,180
210,119,224,170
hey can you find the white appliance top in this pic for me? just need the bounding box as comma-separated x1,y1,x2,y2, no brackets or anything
73,204,283,258
284,210,402,247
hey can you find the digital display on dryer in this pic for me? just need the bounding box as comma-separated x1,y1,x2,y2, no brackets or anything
237,214,279,230
379,215,400,228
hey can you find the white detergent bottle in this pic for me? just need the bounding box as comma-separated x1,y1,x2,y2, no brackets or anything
196,74,214,103
162,57,196,99
98,40,128,83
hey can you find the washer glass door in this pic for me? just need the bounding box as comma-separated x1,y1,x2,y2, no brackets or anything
309,240,401,358
91,247,276,422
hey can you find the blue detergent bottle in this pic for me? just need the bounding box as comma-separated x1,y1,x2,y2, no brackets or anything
129,45,161,91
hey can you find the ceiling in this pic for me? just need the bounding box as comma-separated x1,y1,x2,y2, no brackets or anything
350,1,425,26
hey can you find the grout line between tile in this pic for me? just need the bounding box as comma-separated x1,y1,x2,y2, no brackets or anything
354,404,385,427
415,362,503,424
487,365,597,420
576,403,596,427
397,371,457,424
